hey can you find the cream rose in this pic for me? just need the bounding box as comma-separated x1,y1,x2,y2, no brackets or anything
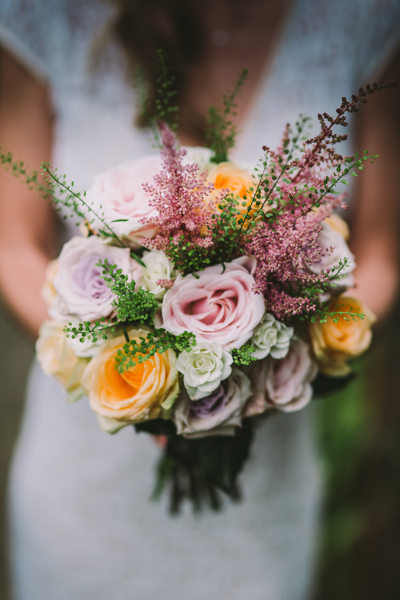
173,367,252,438
51,236,142,322
246,338,317,414
81,329,179,433
36,320,88,403
141,250,176,301
84,155,162,247
41,259,59,306
309,296,375,376
162,258,265,349
251,314,294,360
175,342,233,400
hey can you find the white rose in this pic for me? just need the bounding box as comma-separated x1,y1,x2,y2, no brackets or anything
251,314,294,360
141,250,176,301
182,146,214,170
309,222,355,296
173,367,252,438
175,342,233,400
84,155,162,247
51,236,142,322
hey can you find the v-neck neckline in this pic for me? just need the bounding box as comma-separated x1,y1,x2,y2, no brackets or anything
233,0,297,158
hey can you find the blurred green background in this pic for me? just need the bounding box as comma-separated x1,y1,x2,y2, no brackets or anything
0,302,399,599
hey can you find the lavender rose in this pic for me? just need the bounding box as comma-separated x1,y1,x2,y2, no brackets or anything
175,342,233,400
246,337,317,415
85,155,162,247
51,236,142,322
162,258,265,349
173,367,252,438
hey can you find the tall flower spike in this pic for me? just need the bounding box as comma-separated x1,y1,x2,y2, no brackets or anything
141,122,215,259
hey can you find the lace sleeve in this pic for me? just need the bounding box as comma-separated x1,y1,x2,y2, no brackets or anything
353,0,400,84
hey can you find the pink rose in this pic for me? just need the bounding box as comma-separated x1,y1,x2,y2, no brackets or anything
85,155,162,247
245,338,317,415
162,258,265,349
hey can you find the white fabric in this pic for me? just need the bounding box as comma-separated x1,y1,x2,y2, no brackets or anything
1,0,400,598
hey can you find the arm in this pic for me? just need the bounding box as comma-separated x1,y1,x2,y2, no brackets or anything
350,48,400,321
0,50,55,338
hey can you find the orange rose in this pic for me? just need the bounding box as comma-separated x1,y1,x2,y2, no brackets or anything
207,162,263,220
36,320,89,402
81,329,179,433
208,162,254,201
309,296,375,376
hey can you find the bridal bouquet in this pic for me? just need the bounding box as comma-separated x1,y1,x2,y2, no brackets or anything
2,80,381,511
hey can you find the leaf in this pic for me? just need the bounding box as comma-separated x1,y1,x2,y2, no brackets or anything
135,419,177,437
312,372,356,397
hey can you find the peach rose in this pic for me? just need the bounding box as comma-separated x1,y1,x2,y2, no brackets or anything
81,329,179,433
36,320,89,403
309,296,375,376
324,213,350,241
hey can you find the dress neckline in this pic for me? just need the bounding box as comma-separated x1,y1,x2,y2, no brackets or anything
234,0,297,159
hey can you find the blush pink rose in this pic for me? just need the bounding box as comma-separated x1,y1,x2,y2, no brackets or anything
162,258,265,349
245,337,317,415
85,155,162,247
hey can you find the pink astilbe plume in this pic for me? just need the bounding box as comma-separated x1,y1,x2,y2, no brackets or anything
246,204,341,319
141,122,215,253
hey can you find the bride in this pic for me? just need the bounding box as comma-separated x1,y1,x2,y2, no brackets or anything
0,0,399,598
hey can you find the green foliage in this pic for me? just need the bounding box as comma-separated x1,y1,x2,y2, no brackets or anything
98,259,158,325
314,354,374,599
0,148,136,254
231,345,257,366
115,328,196,372
64,318,115,343
295,258,352,306
0,148,52,199
205,68,249,163
310,304,365,324
135,49,179,145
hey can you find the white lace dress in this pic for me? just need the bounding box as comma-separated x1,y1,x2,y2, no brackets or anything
1,1,399,599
